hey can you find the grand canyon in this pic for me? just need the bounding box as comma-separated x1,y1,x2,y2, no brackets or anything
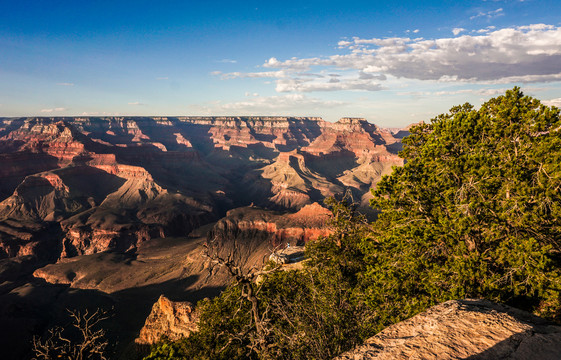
4,1,561,358
0,116,405,358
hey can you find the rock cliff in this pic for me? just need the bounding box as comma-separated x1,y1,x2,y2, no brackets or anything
135,295,198,345
207,203,332,270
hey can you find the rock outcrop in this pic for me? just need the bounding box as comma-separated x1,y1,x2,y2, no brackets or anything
207,203,332,270
209,203,332,245
334,299,561,360
135,295,199,345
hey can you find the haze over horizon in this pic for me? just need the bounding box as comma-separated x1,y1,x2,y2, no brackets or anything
1,0,561,127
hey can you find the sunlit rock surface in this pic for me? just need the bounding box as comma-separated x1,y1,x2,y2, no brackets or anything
135,295,198,345
334,299,561,360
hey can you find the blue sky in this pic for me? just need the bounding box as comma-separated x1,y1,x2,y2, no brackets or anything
1,0,561,126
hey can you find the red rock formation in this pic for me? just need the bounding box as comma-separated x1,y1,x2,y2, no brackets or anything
135,295,199,345
303,117,401,159
207,204,333,270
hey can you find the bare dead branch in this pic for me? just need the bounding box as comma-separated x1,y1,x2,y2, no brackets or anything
32,308,109,360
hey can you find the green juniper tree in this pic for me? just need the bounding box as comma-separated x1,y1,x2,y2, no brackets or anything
365,87,561,323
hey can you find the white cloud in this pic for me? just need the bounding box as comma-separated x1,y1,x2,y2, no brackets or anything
217,59,237,63
40,107,66,113
470,8,504,20
275,78,384,92
517,24,554,31
399,88,509,97
267,25,561,82
219,94,345,111
56,82,74,86
413,29,420,34
543,98,561,107
216,68,385,92
213,70,289,79
191,94,347,115
478,73,561,84
452,28,465,36
473,26,496,34
215,24,561,96
127,102,144,105
399,85,549,98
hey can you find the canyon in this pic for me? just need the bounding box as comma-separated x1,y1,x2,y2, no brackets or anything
0,116,404,260
0,116,405,359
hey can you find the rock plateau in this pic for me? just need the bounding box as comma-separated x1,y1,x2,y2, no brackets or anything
207,203,332,270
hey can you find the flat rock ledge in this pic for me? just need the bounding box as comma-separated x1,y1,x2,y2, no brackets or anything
334,299,561,360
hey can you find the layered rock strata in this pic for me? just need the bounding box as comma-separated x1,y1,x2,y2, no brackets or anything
207,203,332,269
0,116,405,260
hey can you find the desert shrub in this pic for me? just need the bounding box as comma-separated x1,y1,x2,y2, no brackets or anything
255,197,373,359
